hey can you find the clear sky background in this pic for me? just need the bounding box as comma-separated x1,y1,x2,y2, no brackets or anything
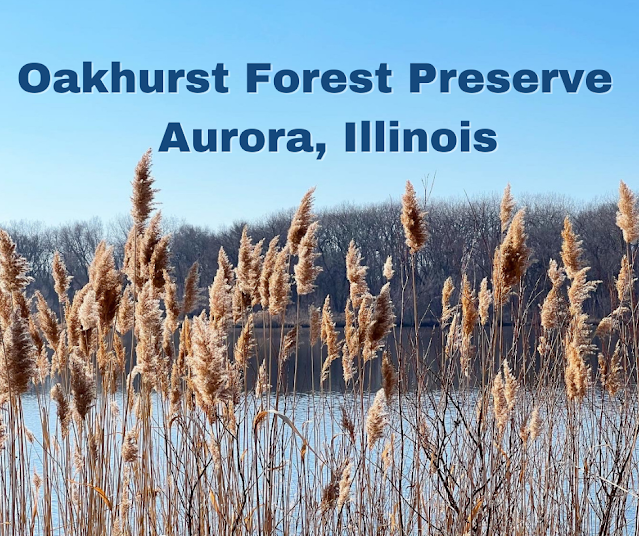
0,0,637,228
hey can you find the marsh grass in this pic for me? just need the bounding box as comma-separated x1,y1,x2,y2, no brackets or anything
0,156,638,535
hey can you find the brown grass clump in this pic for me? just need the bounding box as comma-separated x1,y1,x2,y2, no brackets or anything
500,183,516,232
364,283,395,361
259,236,279,309
0,230,33,293
268,245,290,317
366,389,389,449
493,209,530,306
400,180,427,254
1,311,36,396
69,351,95,420
441,277,455,326
616,180,639,244
477,277,491,326
320,296,341,383
540,260,566,331
209,248,234,332
346,241,369,311
383,256,394,281
294,221,322,295
130,148,157,230
460,275,478,377
52,251,72,303
287,187,316,255
181,262,201,315
616,254,634,303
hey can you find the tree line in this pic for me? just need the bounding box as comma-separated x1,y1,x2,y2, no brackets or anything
2,191,627,324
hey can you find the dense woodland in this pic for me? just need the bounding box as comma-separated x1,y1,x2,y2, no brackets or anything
2,191,627,325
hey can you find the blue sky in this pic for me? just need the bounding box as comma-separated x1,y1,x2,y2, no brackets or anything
0,0,636,228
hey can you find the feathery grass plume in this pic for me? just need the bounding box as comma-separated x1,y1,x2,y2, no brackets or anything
540,260,566,331
78,289,99,331
366,389,389,449
181,261,201,315
148,234,171,290
441,277,455,326
122,226,142,289
616,180,639,244
279,325,297,364
567,268,600,318
502,360,518,412
174,319,190,378
130,148,157,230
494,209,531,307
51,383,71,439
491,371,508,435
343,299,358,382
169,362,182,413
445,312,460,358
460,275,478,377
66,286,88,349
320,468,340,516
341,344,354,385
259,236,279,309
121,429,139,463
52,332,68,374
116,286,134,335
0,290,11,331
1,310,36,396
134,280,163,381
616,254,635,303
209,247,234,331
88,241,122,329
599,344,622,397
254,361,270,397
69,351,95,420
294,221,322,295
163,270,180,334
565,337,591,402
346,240,369,310
527,407,541,442
234,314,255,369
320,295,341,383
52,251,72,304
357,293,373,354
383,256,394,281
337,460,353,510
268,245,290,317
500,183,516,233
478,277,492,326
0,230,33,294
382,435,395,473
560,217,583,279
400,180,428,254
35,347,50,384
232,281,251,324
564,255,597,402
287,187,316,256
35,290,60,351
364,282,395,361
12,291,30,322
236,226,255,296
29,316,45,357
188,313,230,408
309,304,321,346
382,351,397,398
249,239,265,307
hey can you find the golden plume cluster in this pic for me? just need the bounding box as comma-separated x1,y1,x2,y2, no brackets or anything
616,180,638,244
400,180,428,254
